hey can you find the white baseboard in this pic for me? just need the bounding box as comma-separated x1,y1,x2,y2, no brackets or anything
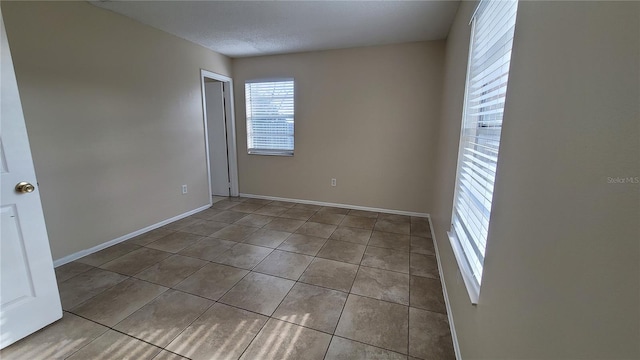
428,215,462,360
239,193,428,218
52,204,211,267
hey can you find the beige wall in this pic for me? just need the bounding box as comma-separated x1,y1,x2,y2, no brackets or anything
2,1,231,260
432,1,640,358
232,42,445,213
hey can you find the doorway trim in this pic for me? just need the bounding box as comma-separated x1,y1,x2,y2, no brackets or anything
200,69,239,200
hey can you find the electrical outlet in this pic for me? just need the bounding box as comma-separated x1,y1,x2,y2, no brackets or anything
181,184,188,194
331,178,336,187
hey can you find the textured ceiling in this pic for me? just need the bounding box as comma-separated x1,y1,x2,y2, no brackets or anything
91,1,460,58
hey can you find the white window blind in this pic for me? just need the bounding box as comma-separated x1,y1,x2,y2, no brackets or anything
245,79,295,156
449,0,518,302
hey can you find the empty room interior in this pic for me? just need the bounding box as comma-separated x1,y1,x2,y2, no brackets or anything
0,1,638,359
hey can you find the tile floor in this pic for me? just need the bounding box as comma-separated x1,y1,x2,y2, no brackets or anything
1,197,455,360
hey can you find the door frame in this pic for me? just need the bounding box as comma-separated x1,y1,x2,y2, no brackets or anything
200,69,239,199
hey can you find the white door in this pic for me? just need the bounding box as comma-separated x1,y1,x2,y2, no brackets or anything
0,9,62,349
205,81,230,196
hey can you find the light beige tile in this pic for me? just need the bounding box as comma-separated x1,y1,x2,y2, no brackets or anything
114,290,213,347
229,202,264,213
166,303,267,360
299,258,358,292
410,253,439,279
318,206,350,215
243,228,291,248
293,203,322,211
273,283,347,333
340,215,376,230
378,213,411,223
100,247,172,276
66,330,161,360
71,278,167,327
309,212,346,225
59,268,128,310
369,231,411,252
152,350,189,360
277,233,327,256
214,243,273,269
234,214,275,227
134,254,208,287
325,337,407,360
127,228,175,246
208,210,248,223
211,224,259,241
296,221,338,238
253,205,289,216
191,207,223,221
253,250,314,280
347,209,378,218
240,318,331,360
55,261,93,283
211,200,240,210
178,237,236,261
351,266,410,305
410,218,432,238
174,262,248,300
243,198,272,205
410,236,435,255
263,217,306,232
330,227,372,245
410,276,446,313
409,308,455,360
317,240,366,264
76,243,140,267
176,220,228,237
335,294,408,354
361,246,410,273
0,312,107,360
220,272,294,316
374,219,411,235
279,208,316,221
146,231,205,253
269,200,297,208
163,216,201,231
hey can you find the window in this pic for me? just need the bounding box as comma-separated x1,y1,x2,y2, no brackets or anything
448,0,519,303
245,79,295,156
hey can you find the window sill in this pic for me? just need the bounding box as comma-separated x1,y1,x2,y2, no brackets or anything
447,231,480,305
248,150,293,157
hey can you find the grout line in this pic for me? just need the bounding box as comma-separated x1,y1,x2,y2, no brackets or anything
234,306,271,359
64,274,133,316
55,263,96,284
407,263,411,355
61,311,176,360
59,311,111,359
331,334,411,358
152,300,216,359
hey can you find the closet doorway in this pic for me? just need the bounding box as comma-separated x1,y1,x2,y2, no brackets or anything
200,69,239,199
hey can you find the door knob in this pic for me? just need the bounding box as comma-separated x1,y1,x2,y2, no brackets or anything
15,182,35,193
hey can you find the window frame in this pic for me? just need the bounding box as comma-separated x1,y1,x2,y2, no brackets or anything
447,0,519,304
244,78,295,156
